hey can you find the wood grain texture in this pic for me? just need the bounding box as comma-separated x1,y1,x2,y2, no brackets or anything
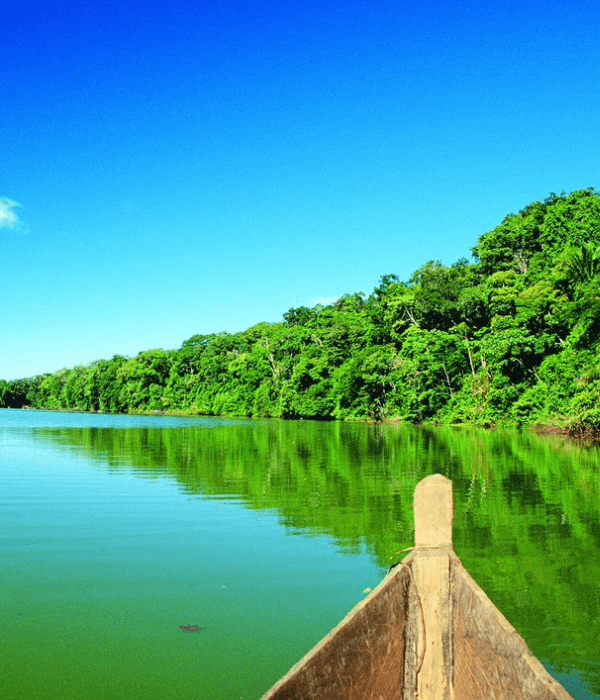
260,555,415,700
259,475,576,700
451,554,574,700
412,549,454,700
414,474,453,548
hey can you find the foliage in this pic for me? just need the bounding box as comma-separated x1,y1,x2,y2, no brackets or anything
3,188,600,433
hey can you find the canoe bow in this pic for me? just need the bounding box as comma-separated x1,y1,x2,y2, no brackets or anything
260,474,574,700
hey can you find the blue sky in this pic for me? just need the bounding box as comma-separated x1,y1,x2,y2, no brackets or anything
2,0,599,381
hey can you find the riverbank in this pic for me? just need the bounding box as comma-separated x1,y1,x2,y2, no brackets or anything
12,404,600,441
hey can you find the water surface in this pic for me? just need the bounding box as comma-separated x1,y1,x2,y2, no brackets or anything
1,410,599,699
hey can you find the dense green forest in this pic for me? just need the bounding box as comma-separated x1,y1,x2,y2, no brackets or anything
3,188,600,432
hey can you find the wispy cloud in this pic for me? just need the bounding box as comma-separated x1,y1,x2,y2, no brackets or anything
0,198,28,235
310,296,340,307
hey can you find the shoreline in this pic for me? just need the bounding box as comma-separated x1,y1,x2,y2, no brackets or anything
8,405,600,441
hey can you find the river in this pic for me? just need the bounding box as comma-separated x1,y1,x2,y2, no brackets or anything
1,409,599,699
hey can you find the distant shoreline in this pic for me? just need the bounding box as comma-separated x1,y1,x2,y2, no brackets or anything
6,404,598,441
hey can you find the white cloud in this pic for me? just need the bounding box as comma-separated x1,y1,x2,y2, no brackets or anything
310,296,340,307
0,198,28,234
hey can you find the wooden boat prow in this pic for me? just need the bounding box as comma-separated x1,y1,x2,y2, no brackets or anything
260,474,574,700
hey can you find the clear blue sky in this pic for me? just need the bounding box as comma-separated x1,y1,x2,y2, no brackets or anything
2,0,599,380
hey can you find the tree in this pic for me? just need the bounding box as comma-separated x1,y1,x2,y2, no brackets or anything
117,350,173,411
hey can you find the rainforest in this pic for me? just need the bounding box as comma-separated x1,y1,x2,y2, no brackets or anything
2,188,600,433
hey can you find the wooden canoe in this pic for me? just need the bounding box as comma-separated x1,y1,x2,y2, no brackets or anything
260,474,575,700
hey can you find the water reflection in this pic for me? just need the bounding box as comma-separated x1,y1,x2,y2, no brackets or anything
6,411,600,698
32,421,600,552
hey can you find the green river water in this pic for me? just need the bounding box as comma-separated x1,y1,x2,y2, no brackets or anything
1,409,599,699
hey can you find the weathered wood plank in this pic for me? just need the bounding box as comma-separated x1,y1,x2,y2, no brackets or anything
411,474,454,700
260,557,414,700
411,549,453,700
414,473,453,548
451,555,574,700
259,474,576,700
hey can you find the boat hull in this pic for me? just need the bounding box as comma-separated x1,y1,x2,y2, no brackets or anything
260,475,574,700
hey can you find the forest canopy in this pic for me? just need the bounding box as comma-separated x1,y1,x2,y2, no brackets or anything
2,188,600,433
